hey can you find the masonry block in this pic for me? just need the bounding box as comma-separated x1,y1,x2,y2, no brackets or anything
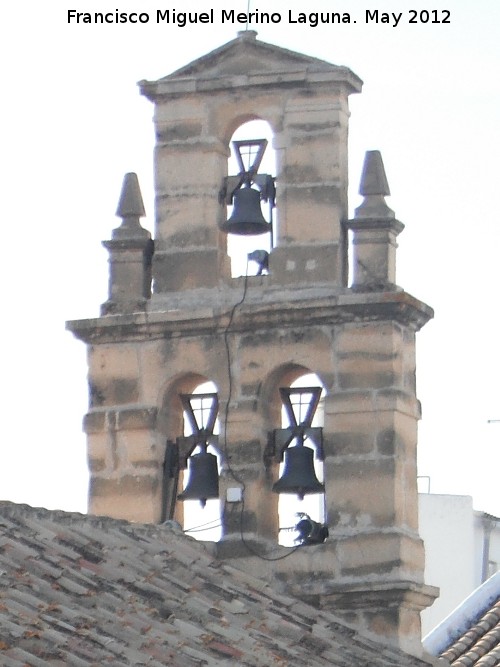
270,245,341,286
116,430,159,468
327,458,398,529
336,532,425,579
88,474,162,523
88,345,140,380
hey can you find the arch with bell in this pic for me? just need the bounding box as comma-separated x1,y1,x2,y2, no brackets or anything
148,63,351,291
160,360,328,547
264,369,327,546
157,373,223,540
221,119,276,277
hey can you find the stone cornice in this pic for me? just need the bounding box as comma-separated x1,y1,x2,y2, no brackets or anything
140,68,362,99
66,289,433,344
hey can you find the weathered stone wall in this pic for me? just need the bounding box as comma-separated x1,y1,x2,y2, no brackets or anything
74,290,429,546
70,288,436,652
142,33,359,293
67,34,437,654
150,90,350,290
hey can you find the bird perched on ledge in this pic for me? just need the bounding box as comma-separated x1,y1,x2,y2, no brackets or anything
248,249,269,275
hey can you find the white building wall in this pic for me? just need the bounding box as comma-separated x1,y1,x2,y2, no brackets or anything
419,494,476,636
489,527,500,574
419,493,500,637
474,513,500,586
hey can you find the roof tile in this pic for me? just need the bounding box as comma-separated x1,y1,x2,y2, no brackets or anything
0,501,433,666
440,599,500,667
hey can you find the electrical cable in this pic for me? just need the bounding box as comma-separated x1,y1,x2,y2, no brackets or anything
184,522,222,534
184,517,223,532
221,261,302,561
221,262,249,486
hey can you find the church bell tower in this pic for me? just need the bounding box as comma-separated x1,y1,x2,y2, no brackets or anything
67,31,437,653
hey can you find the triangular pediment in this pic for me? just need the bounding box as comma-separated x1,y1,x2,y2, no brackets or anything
139,31,362,101
160,31,346,81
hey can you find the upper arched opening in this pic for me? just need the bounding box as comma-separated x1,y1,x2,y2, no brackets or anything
224,120,277,277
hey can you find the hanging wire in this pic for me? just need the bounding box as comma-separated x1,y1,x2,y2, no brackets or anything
185,524,223,534
221,261,302,561
184,518,223,534
184,516,222,533
222,260,250,484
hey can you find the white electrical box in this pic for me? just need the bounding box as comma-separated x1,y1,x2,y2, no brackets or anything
226,487,243,503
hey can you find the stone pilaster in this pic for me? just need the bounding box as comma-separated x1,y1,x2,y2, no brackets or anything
85,405,162,522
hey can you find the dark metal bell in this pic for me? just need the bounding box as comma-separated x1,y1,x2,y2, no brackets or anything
221,186,271,236
178,451,219,507
272,446,324,500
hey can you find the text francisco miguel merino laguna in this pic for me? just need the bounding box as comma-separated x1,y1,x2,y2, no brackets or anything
67,8,414,27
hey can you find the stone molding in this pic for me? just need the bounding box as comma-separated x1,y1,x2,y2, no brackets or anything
67,289,433,344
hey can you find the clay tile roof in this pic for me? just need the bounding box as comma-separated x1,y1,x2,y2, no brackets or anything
0,501,433,666
439,599,500,667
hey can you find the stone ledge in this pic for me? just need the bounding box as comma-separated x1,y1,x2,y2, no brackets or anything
318,581,439,612
140,67,362,99
325,389,421,418
83,407,158,433
67,289,433,344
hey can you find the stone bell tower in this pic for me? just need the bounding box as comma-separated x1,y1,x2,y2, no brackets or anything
67,31,437,654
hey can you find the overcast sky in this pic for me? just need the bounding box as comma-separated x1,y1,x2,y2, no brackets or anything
0,0,499,517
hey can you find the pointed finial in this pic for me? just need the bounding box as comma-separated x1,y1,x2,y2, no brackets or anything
116,172,146,218
354,150,395,219
112,173,150,240
359,151,390,197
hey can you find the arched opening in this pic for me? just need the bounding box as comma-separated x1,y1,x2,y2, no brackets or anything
225,120,276,277
277,372,326,546
179,380,223,542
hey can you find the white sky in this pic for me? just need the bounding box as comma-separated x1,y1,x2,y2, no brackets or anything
0,0,499,518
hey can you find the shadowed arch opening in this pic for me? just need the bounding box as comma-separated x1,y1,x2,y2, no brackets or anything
180,380,222,542
267,369,326,546
159,375,222,541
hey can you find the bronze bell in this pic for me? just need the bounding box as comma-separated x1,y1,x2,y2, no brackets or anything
178,451,219,507
221,186,271,236
272,446,324,500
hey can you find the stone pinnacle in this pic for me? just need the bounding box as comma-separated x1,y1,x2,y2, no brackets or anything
354,150,395,219
112,172,150,240
116,172,146,219
359,150,390,197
